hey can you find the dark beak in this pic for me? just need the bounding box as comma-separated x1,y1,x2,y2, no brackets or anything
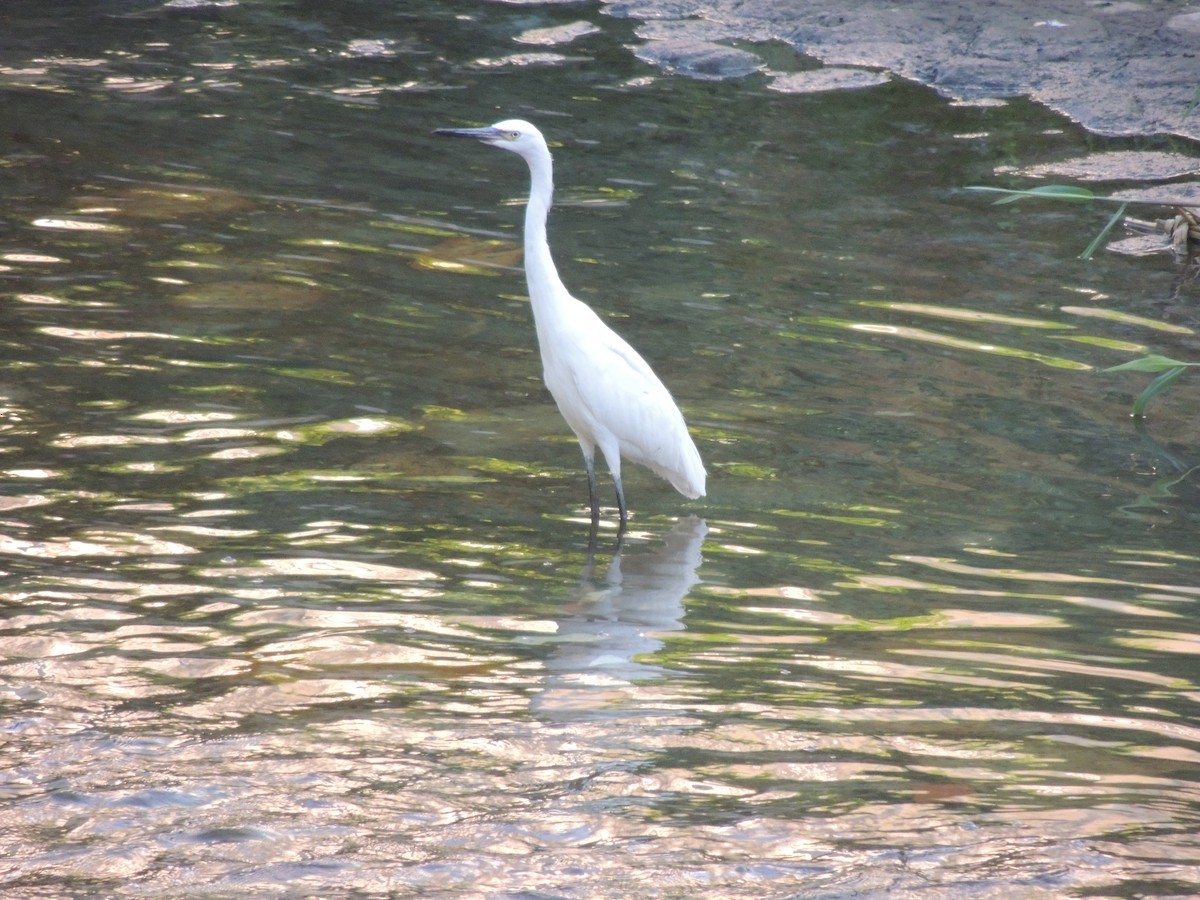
432,126,504,141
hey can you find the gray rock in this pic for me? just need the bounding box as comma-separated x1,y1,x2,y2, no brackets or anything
604,0,1200,140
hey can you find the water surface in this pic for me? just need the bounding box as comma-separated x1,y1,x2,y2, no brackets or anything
1,1,1199,897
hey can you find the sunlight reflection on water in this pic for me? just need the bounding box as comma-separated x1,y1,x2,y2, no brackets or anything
0,0,1198,896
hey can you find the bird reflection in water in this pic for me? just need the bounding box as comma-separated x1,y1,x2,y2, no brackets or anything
532,516,707,717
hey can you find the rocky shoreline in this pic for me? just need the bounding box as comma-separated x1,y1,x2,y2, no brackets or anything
604,0,1200,142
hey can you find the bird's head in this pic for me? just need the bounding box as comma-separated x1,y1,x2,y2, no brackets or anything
432,119,547,160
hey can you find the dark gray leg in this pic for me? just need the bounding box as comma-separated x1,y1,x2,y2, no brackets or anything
613,473,628,527
597,443,627,527
584,452,601,522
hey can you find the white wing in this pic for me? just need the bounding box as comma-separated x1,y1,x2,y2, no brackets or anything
538,297,706,498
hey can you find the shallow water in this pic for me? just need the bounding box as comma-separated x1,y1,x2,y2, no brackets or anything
2,1,1199,897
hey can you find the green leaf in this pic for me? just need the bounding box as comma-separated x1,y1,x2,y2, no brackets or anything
1132,366,1189,418
965,185,1097,205
1079,200,1128,260
1103,354,1199,374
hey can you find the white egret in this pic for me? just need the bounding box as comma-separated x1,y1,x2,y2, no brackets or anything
433,119,705,524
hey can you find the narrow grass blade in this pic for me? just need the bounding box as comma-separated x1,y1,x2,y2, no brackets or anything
965,185,1097,205
1132,365,1188,418
1104,354,1199,374
1079,201,1129,260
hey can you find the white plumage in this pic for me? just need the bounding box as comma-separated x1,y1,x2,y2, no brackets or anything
434,118,705,524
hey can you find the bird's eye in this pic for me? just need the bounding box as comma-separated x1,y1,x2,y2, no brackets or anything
507,131,520,140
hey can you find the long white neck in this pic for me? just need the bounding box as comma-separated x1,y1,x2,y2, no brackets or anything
520,147,569,321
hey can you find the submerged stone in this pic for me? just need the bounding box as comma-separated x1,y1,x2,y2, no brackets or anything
768,67,890,94
630,38,764,81
174,281,328,310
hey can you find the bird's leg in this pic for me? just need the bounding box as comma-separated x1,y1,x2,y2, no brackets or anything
598,443,628,527
583,450,601,523
584,518,601,568
613,473,628,528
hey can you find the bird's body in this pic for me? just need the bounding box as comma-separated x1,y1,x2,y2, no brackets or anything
433,119,705,524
